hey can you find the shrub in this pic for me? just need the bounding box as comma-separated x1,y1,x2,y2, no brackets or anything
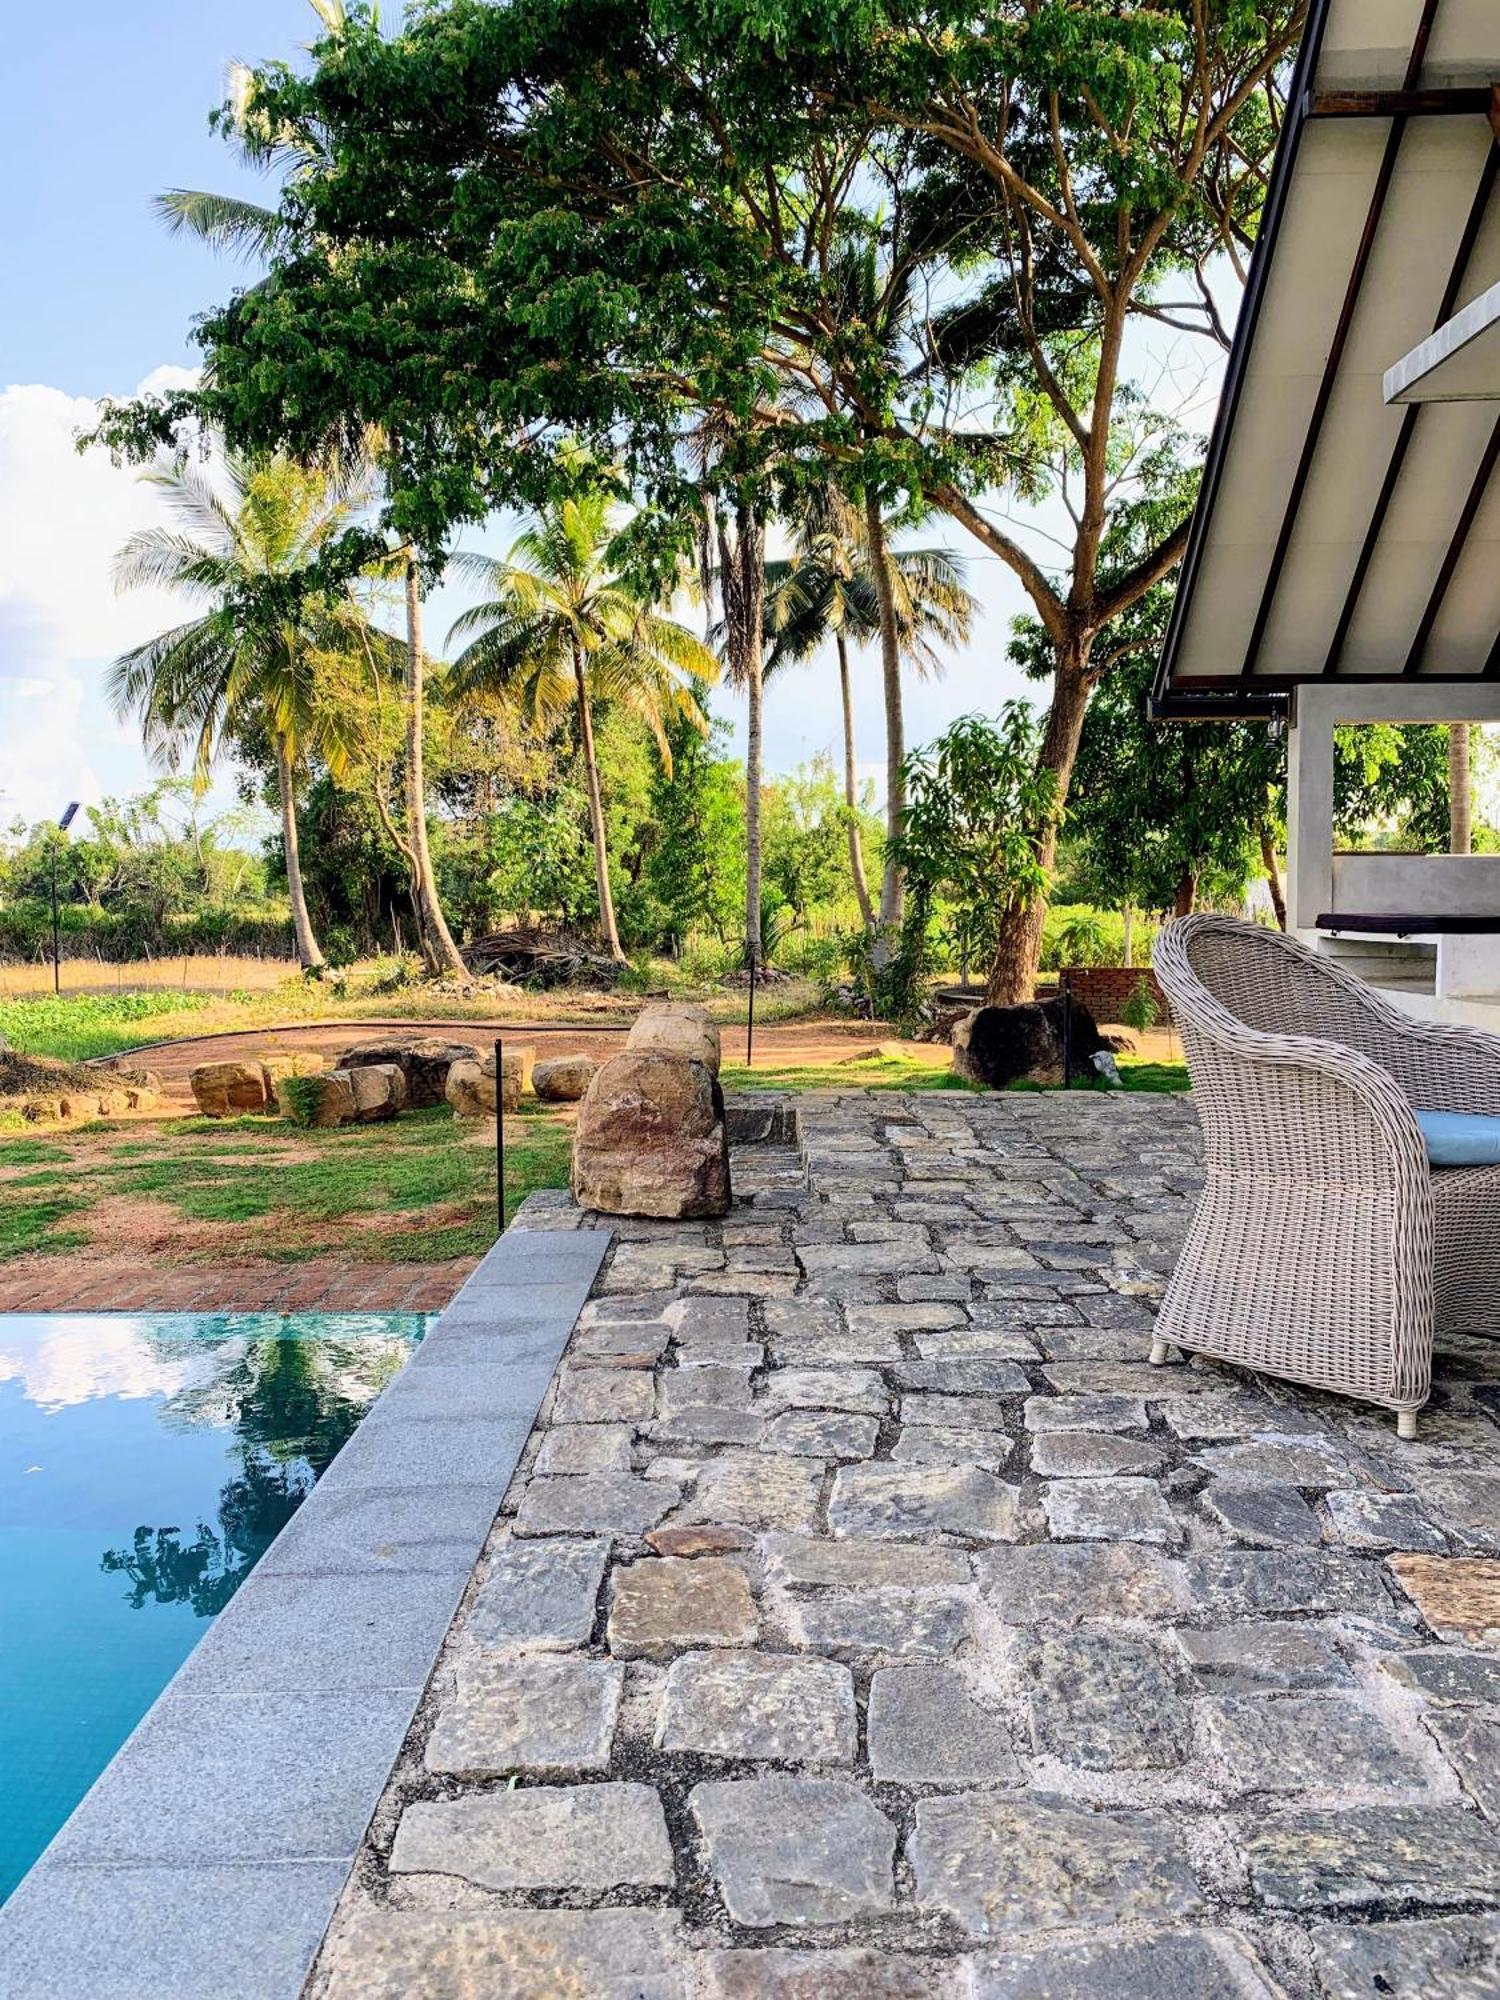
1121,977,1160,1035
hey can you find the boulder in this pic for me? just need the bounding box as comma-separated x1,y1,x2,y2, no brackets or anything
346,1061,407,1122
337,1037,480,1109
533,1054,599,1102
190,1059,272,1118
572,1050,731,1220
950,999,1108,1091
260,1049,326,1107
446,1045,533,1117
625,1001,721,1077
302,1070,358,1128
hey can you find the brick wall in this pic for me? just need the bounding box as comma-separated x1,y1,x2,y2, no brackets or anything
1039,966,1166,1022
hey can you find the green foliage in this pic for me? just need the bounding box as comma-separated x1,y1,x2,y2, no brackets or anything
1055,913,1110,967
276,1074,327,1127
1121,978,1160,1036
0,990,214,1062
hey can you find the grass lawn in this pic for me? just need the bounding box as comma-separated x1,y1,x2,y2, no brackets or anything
0,1104,572,1265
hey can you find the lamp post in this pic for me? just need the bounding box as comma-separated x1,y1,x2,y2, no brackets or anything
51,802,79,996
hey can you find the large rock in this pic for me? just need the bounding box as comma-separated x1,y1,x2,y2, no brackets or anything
625,1000,721,1076
534,1054,599,1102
259,1049,325,1108
951,998,1107,1090
338,1036,479,1109
446,1046,533,1118
189,1059,272,1117
572,1050,730,1219
347,1061,407,1122
301,1070,357,1128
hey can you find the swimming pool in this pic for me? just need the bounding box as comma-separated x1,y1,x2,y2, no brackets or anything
0,1311,425,1903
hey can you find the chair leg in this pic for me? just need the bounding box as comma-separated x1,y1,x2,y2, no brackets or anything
1397,1408,1418,1441
1149,1339,1172,1366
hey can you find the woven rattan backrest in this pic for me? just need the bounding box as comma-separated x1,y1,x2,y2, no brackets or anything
1175,920,1399,1070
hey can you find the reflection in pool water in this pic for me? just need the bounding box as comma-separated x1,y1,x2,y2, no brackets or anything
0,1313,424,1902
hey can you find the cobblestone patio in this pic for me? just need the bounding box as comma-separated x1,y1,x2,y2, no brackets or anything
308,1091,1500,1999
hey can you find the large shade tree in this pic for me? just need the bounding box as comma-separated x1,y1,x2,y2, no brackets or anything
109,450,380,971
446,488,719,960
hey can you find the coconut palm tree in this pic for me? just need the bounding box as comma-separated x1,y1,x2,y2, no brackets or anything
109,450,382,972
764,490,975,931
446,490,719,961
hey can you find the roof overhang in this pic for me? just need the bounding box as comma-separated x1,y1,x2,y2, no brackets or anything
1155,0,1500,712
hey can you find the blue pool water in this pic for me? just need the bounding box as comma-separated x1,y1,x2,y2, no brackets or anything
0,1311,425,1903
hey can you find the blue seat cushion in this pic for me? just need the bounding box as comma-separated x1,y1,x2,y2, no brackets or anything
1415,1110,1500,1168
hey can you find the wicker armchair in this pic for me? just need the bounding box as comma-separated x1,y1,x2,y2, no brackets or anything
1151,913,1500,1437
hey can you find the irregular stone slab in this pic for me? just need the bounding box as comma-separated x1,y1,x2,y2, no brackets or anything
975,1543,1188,1625
759,1367,888,1415
701,1948,968,1999
607,1557,758,1659
973,1928,1287,1998
910,1796,1203,1939
391,1784,674,1892
764,1410,879,1459
1409,1471,1500,1551
691,1776,895,1927
650,1406,768,1449
426,1654,623,1775
849,1300,968,1333
830,1463,1021,1543
1193,1436,1364,1488
892,1425,1014,1472
786,1589,972,1661
1427,1711,1500,1822
657,1364,756,1414
894,1359,1030,1395
467,1537,608,1649
553,1366,656,1424
685,1454,823,1532
1236,1806,1500,1910
917,1329,1041,1361
647,1523,753,1558
1307,1914,1500,2000
659,1650,856,1764
319,1909,686,2000
1025,1393,1149,1433
1323,1487,1447,1552
763,1534,971,1590
1389,1556,1500,1640
1185,1551,1391,1620
901,1392,1011,1431
1029,1431,1165,1478
1174,1622,1353,1692
1378,1649,1500,1705
1200,1694,1430,1797
1028,1632,1191,1770
514,1473,681,1538
868,1666,1020,1786
1202,1483,1324,1548
1043,1477,1180,1547
537,1424,634,1474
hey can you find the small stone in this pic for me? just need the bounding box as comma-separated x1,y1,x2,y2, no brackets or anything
651,1406,767,1448
1202,1483,1324,1548
685,1454,823,1531
1427,1711,1500,1822
553,1366,656,1424
1389,1555,1500,1639
759,1367,888,1415
973,1929,1286,1999
892,1425,1014,1472
426,1655,622,1775
1307,1915,1500,2000
786,1589,972,1661
659,1649,856,1763
1200,1695,1430,1796
1185,1551,1390,1620
893,1359,1030,1395
391,1784,674,1893
764,1409,879,1458
1324,1488,1447,1552
467,1536,608,1649
848,1301,967,1333
975,1543,1187,1624
900,1392,1010,1431
868,1666,1020,1786
607,1557,758,1659
702,1948,967,1999
537,1425,634,1474
691,1776,895,1927
1025,1394,1148,1433
1238,1806,1500,1909
514,1473,680,1537
830,1463,1021,1542
647,1523,753,1558
1174,1622,1353,1692
763,1534,971,1590
1044,1477,1180,1547
910,1796,1203,1940
1028,1633,1190,1770
318,1910,684,2000
1029,1431,1165,1478
657,1365,755,1414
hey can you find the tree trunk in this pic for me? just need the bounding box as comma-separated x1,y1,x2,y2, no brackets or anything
573,640,626,961
1122,903,1134,968
984,654,1091,1005
718,501,766,967
1450,722,1473,855
836,632,876,931
1173,868,1198,919
1259,823,1288,931
403,562,468,978
274,731,324,974
865,491,905,963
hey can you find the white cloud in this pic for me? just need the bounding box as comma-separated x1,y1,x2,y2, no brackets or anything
0,368,197,826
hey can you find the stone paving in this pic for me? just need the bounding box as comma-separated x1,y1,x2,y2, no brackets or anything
308,1091,1500,1999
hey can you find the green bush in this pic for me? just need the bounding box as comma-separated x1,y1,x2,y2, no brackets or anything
277,1074,327,1127
1121,977,1160,1035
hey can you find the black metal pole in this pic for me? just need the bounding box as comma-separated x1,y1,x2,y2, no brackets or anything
1061,970,1073,1089
50,844,60,996
493,1035,506,1235
746,949,757,1069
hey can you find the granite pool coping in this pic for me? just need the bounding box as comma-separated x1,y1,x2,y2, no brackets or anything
0,1219,611,2000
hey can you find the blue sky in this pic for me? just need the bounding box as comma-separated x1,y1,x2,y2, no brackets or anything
0,3,1220,837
